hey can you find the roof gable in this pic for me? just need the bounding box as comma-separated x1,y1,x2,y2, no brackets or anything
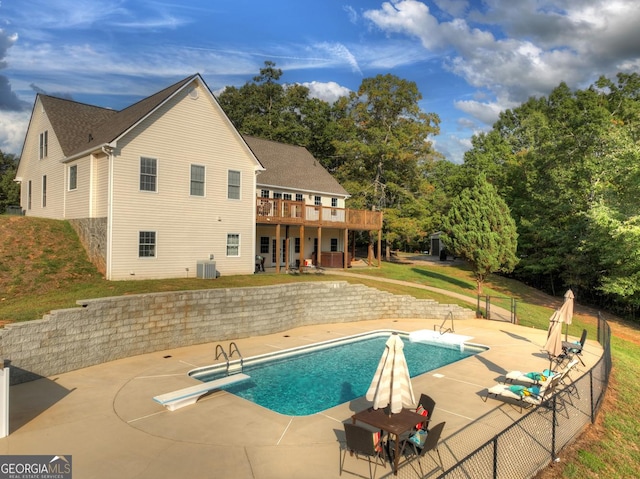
245,136,349,197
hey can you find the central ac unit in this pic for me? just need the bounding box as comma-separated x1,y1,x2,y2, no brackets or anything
196,260,217,279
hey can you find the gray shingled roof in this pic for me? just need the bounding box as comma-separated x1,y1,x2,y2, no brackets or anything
38,75,347,197
244,136,349,197
41,75,196,158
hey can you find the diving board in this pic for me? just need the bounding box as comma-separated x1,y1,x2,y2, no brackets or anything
153,373,250,411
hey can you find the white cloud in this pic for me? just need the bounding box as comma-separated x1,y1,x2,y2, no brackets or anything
301,81,351,104
365,0,640,126
0,110,31,155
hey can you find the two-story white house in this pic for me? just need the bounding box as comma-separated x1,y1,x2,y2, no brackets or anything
15,74,382,280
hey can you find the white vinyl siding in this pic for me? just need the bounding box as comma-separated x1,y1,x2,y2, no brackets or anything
16,98,65,219
107,81,258,280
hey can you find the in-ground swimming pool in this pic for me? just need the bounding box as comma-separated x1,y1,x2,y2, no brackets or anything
189,330,485,416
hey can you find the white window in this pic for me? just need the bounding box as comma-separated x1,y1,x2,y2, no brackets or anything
42,175,47,207
139,231,156,258
69,165,78,190
314,196,321,206
140,157,157,192
190,164,205,196
228,170,240,199
260,189,269,198
39,131,48,159
283,193,292,200
227,233,240,256
331,198,338,207
273,192,282,199
295,193,303,202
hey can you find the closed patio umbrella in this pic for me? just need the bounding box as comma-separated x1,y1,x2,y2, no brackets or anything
544,294,574,369
563,289,575,341
366,333,415,415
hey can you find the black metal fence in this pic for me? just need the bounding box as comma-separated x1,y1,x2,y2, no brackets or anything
436,313,611,479
477,295,518,323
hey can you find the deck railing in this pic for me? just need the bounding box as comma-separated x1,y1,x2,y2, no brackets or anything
256,199,382,230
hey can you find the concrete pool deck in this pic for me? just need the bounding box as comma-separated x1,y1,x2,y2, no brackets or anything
1,317,601,479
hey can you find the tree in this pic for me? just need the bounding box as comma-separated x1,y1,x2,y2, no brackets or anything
441,174,519,297
0,151,19,213
331,74,441,257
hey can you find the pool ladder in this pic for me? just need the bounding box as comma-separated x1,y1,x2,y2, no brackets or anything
215,343,244,375
435,310,455,335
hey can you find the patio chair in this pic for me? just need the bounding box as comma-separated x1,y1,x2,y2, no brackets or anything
340,423,386,479
414,393,435,431
561,329,587,366
398,421,446,476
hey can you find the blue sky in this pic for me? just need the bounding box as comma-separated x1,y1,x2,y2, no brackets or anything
1,1,639,163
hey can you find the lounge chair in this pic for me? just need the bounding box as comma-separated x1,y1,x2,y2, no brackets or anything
505,358,579,386
484,373,563,412
398,421,446,476
340,423,386,479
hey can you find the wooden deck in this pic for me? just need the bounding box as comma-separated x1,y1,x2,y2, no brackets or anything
256,199,382,230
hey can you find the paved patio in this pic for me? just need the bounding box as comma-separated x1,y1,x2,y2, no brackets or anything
1,316,600,478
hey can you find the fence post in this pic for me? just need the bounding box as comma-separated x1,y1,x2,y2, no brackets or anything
551,394,557,461
589,369,595,423
493,436,498,479
486,296,491,320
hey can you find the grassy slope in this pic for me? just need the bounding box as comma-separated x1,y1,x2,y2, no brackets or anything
1,216,639,477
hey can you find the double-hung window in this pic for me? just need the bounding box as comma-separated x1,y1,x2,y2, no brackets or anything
42,175,47,207
314,196,321,206
227,234,240,256
190,164,205,196
228,170,240,199
139,231,156,258
69,165,78,190
140,157,157,192
39,131,48,159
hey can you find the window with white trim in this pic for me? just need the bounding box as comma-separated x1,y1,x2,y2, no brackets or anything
227,233,240,256
295,193,303,202
42,175,47,207
273,192,282,199
314,195,321,206
69,165,78,190
260,189,269,198
190,164,205,196
228,170,240,199
39,131,48,159
140,157,157,192
283,193,292,200
331,198,338,207
139,231,156,258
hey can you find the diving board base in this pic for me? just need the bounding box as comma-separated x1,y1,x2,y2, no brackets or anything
153,373,250,411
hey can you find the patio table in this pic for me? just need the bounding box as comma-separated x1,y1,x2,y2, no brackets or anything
352,407,427,475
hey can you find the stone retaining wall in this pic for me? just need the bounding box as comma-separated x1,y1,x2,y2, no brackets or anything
0,281,474,384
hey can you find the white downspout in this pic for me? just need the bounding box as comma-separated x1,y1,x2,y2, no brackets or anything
103,145,114,280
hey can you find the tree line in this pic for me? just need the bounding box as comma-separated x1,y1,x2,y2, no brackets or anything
2,63,637,318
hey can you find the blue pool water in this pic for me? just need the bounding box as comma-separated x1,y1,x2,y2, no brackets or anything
192,332,480,416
